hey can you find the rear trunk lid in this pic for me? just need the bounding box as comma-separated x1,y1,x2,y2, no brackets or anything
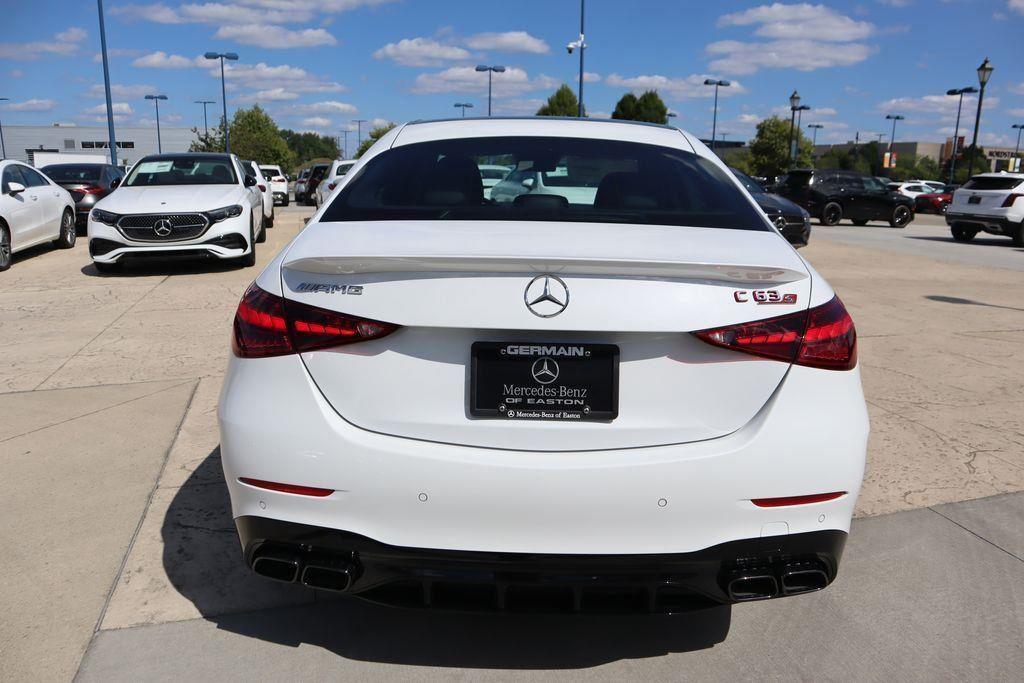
282,220,810,451
951,176,1024,215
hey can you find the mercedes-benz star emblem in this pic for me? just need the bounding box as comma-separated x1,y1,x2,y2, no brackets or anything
531,357,560,384
773,215,788,230
153,219,173,237
524,275,569,318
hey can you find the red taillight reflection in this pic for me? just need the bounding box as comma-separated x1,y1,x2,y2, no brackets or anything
232,284,398,358
693,295,857,370
1001,194,1023,208
752,491,846,507
239,477,334,497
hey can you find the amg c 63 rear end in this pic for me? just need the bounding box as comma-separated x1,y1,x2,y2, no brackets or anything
218,118,868,614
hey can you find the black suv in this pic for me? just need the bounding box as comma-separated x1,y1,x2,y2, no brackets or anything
774,169,914,228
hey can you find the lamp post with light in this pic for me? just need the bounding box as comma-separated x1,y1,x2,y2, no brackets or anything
945,86,977,184
454,102,474,117
1013,124,1023,172
145,94,168,153
204,51,238,153
0,97,8,159
704,79,730,151
194,100,215,137
475,65,506,116
966,58,994,179
885,114,904,169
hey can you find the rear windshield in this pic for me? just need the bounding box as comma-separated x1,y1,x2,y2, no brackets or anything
321,136,768,230
124,156,237,186
336,163,354,176
41,165,102,182
260,167,280,177
962,176,1023,191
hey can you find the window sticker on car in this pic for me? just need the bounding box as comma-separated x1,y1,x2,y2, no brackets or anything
134,161,173,174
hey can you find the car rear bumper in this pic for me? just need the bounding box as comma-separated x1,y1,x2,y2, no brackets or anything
238,515,847,611
946,211,1020,235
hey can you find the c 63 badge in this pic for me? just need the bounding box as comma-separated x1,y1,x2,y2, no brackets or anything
734,289,797,305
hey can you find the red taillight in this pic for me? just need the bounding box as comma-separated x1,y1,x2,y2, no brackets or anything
232,284,398,358
752,491,846,507
327,181,337,191
693,295,857,370
81,185,105,195
1001,193,1023,208
258,183,267,192
239,477,334,497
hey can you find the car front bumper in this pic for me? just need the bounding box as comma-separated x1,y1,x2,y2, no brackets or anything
87,212,252,263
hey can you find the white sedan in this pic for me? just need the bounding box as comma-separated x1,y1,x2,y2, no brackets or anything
0,160,76,271
313,160,356,207
259,165,289,207
219,117,867,611
88,152,265,271
242,160,275,228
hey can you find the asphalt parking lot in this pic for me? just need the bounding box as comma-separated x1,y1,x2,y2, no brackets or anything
2,208,1022,680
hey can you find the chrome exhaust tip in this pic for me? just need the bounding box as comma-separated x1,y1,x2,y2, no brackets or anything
726,574,779,601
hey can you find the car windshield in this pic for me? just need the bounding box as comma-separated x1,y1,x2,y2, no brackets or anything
41,165,102,182
124,156,237,186
321,136,767,231
962,176,1023,191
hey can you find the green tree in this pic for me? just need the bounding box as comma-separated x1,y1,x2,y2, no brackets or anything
945,145,986,184
280,129,340,169
189,118,226,153
355,123,396,158
611,93,638,120
227,105,294,169
536,84,581,116
747,116,812,178
816,141,880,175
611,90,668,124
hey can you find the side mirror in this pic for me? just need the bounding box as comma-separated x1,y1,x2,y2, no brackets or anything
243,175,257,187
110,177,121,190
7,181,25,196
521,177,535,189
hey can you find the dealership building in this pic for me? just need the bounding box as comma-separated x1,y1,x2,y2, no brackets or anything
1,124,199,167
811,138,1021,173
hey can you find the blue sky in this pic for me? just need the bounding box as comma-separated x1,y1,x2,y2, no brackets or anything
1,0,1022,156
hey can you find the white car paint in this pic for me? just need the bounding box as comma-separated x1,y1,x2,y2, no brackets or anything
314,160,356,207
219,118,868,607
0,160,76,270
88,153,265,267
891,182,936,199
259,165,289,206
243,160,274,225
946,172,1024,244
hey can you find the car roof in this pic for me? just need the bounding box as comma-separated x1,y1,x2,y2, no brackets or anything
972,172,1024,179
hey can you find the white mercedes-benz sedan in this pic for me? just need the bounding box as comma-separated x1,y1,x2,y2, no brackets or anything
219,117,868,613
1,160,77,271
88,152,265,272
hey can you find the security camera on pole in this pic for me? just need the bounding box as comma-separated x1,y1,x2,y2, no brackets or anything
565,0,586,117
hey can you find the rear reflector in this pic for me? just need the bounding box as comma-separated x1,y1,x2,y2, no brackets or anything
232,283,398,358
752,492,846,507
693,295,857,370
239,477,334,497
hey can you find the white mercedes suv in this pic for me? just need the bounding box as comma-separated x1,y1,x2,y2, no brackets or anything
88,153,265,271
219,118,868,612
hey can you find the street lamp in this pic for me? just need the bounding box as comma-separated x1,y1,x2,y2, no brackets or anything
703,78,731,151
0,97,8,159
885,114,905,169
145,94,168,153
194,100,215,137
204,51,238,153
96,0,118,165
967,57,994,179
1013,124,1024,172
352,119,367,148
787,91,809,164
565,0,586,117
946,86,977,184
807,123,824,147
475,65,506,116
454,102,474,117
340,129,349,159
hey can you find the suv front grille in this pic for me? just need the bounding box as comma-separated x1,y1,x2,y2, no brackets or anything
117,213,209,242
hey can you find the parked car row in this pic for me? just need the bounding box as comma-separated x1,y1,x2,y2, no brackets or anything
771,169,915,228
0,160,77,271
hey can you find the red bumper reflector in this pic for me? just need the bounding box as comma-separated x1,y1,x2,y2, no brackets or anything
751,491,846,507
239,477,334,497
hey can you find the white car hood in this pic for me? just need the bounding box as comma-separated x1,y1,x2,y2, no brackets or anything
97,184,243,214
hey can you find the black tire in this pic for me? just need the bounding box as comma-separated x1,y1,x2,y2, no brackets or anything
951,226,976,242
1013,223,1024,248
55,209,76,249
283,196,290,207
239,214,257,267
890,205,912,228
94,260,121,274
852,219,869,226
255,213,267,243
0,222,11,272
821,202,843,226
267,209,274,228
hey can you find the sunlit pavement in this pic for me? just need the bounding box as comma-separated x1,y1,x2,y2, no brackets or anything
1,205,1021,680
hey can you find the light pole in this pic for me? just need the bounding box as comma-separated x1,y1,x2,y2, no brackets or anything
967,58,994,179
194,100,215,137
807,123,823,147
96,0,118,165
946,86,977,184
352,119,367,149
788,91,800,164
875,133,886,145
340,129,349,159
566,0,586,117
454,102,474,117
885,114,904,169
703,79,730,151
204,51,238,153
145,94,168,153
475,65,506,116
1013,124,1023,172
0,97,8,159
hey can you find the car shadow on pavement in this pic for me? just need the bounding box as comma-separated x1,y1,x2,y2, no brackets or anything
906,235,1018,247
161,449,733,669
924,295,1024,313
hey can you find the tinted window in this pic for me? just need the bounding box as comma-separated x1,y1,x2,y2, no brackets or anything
843,176,865,190
862,177,886,192
731,169,764,194
2,165,26,192
782,171,813,188
336,163,354,176
21,167,50,187
124,155,237,186
962,176,1024,191
260,167,279,178
322,136,768,231
40,165,103,182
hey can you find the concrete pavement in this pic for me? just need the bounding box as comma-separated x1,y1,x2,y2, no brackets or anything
1,207,1023,680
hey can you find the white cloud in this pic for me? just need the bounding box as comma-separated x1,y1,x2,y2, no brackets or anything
464,31,549,54
373,38,471,67
411,66,558,97
301,116,333,128
86,83,158,99
92,48,143,63
215,24,337,48
235,87,301,103
1010,0,1024,15
132,51,205,69
2,98,58,112
9,69,24,78
604,73,747,99
737,113,761,124
582,72,601,83
718,4,873,41
221,62,346,95
110,0,397,25
1008,81,1024,95
707,39,873,75
493,98,545,115
877,93,996,122
0,26,87,60
289,101,358,114
1007,108,1024,117
85,102,134,115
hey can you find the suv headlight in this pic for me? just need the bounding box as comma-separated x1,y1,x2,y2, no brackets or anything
206,205,244,223
91,208,119,226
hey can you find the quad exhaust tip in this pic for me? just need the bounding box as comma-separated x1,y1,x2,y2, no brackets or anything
727,574,779,601
252,554,301,584
251,547,358,593
726,562,830,601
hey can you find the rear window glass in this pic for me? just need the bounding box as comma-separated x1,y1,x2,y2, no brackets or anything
321,136,768,231
41,165,102,182
962,176,1024,191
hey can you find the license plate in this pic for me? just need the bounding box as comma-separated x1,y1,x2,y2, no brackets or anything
470,342,618,421
968,195,981,204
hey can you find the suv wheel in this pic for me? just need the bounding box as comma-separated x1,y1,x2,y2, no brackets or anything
821,202,843,226
1013,223,1024,248
951,226,976,242
267,208,275,228
890,205,912,228
0,223,11,272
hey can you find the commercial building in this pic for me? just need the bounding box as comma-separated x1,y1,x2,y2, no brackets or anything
1,124,199,167
812,138,1021,173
